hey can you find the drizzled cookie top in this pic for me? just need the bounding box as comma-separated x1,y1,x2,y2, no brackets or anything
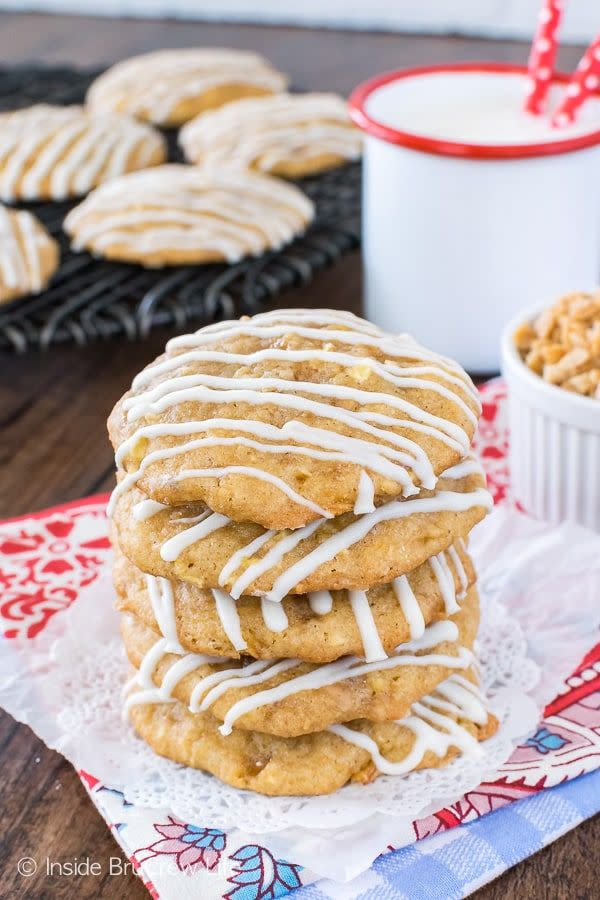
64,165,314,268
108,309,483,529
0,206,59,305
86,48,288,126
179,92,362,175
0,104,166,202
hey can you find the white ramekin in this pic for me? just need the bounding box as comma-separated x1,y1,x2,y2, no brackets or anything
501,306,600,531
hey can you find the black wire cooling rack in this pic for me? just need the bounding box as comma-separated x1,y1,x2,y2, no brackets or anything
0,67,361,352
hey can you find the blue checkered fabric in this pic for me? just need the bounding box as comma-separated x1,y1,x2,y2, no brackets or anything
293,770,600,899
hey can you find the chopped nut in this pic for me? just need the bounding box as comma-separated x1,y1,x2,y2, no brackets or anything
514,290,600,398
544,347,590,385
513,322,536,351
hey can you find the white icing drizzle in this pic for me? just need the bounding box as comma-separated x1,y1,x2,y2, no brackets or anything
133,345,476,408
180,92,362,171
441,456,481,479
87,49,288,125
211,588,247,652
196,658,299,714
159,653,211,699
354,470,376,514
328,673,486,775
145,575,181,652
124,688,176,711
263,489,492,603
218,530,275,588
218,627,471,735
308,590,333,615
64,166,313,263
171,465,332,519
228,519,322,599
167,312,475,387
107,409,436,515
429,552,460,615
0,104,164,201
392,575,426,640
188,659,271,713
447,545,469,599
190,659,298,712
348,590,387,662
431,674,488,725
126,616,471,733
116,418,429,483
124,641,220,713
0,206,54,299
160,512,230,562
132,498,168,521
125,371,475,443
137,636,170,688
260,598,289,632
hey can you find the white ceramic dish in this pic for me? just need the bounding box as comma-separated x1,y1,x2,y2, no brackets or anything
349,63,600,373
501,305,600,531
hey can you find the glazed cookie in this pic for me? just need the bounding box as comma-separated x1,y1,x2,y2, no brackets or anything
108,309,482,528
64,165,314,267
114,538,475,662
121,587,478,738
86,49,288,127
0,105,166,202
179,92,362,177
129,670,498,796
0,206,59,305
111,466,491,597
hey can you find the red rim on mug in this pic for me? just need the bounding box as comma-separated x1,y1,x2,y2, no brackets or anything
348,62,600,160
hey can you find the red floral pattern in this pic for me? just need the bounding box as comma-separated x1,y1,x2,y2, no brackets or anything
0,496,110,639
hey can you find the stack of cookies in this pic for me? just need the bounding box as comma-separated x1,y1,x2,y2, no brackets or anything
108,308,498,796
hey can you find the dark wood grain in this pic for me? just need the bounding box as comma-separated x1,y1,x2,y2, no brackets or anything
0,12,597,899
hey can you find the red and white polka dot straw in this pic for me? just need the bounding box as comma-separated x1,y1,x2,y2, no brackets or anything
552,33,600,126
525,0,563,114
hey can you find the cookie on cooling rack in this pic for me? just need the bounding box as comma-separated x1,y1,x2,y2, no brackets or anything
86,48,288,127
0,105,166,202
180,92,363,177
0,206,59,305
63,164,314,267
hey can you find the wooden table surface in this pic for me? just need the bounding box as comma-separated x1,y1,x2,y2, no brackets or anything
0,12,598,898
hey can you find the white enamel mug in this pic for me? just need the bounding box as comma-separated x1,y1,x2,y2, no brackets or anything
349,63,600,373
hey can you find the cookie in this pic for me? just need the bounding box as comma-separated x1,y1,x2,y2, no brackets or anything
121,586,479,738
0,206,59,305
114,538,475,662
0,104,166,202
179,92,362,177
64,165,314,268
128,668,498,796
86,49,288,127
111,465,491,597
107,308,482,528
